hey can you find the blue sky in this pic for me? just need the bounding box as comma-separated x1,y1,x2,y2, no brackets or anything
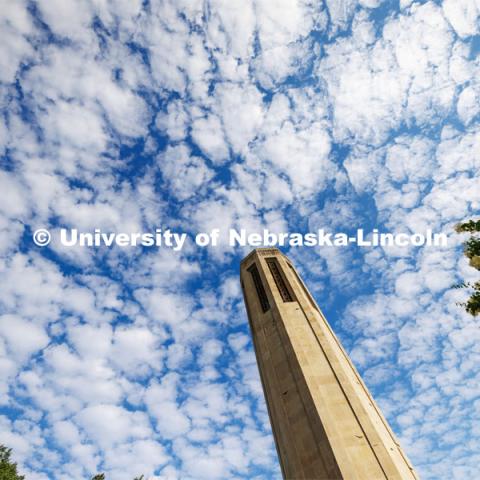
1,0,480,479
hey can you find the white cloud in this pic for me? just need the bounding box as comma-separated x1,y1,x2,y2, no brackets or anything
145,374,191,439
191,115,229,164
457,86,479,125
319,3,455,145
76,404,152,448
156,100,189,141
0,172,30,219
36,0,95,43
67,323,112,358
102,439,168,480
111,326,163,376
255,0,316,50
442,0,480,38
216,83,265,155
253,40,312,89
159,145,214,200
206,0,255,59
0,0,33,83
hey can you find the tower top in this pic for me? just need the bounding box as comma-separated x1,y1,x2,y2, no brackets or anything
240,247,284,265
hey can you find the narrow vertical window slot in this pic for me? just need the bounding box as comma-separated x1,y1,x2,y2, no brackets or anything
248,263,270,312
266,258,294,302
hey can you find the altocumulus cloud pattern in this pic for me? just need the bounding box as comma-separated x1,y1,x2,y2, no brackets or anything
0,0,480,479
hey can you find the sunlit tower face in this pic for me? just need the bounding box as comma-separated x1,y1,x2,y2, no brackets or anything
240,248,418,480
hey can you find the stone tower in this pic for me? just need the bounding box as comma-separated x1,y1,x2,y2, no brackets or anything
240,248,418,480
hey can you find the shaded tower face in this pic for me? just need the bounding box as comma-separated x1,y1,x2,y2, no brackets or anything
240,248,418,480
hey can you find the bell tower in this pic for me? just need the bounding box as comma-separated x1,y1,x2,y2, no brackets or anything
240,248,418,480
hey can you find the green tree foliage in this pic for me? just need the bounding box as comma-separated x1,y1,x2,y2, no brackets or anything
91,474,144,480
455,219,480,233
455,219,480,315
0,445,145,480
0,445,25,480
